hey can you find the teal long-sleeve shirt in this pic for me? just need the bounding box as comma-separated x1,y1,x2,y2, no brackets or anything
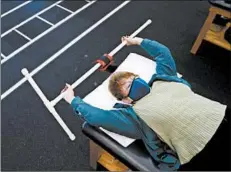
71,39,190,170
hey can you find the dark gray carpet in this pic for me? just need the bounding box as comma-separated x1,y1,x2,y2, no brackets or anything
1,1,230,171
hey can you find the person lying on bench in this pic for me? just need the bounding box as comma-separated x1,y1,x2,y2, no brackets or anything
61,37,230,171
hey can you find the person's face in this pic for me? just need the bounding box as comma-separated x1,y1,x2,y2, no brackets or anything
119,76,135,104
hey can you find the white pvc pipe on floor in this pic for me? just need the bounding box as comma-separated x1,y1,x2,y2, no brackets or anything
21,68,76,140
50,19,152,106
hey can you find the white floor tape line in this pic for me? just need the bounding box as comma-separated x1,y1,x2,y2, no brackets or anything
1,1,130,100
36,16,54,26
21,19,152,140
1,1,96,65
1,1,32,18
56,4,74,14
14,29,32,41
1,1,62,38
1,53,7,59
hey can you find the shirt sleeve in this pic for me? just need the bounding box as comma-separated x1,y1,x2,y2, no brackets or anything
71,97,141,139
141,39,177,76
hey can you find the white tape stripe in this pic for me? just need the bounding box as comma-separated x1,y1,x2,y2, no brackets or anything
1,1,32,18
1,53,7,58
36,16,54,26
1,1,96,65
56,4,74,14
1,1,62,38
1,1,130,100
14,29,32,41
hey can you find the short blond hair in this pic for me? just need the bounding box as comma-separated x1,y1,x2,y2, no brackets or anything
108,71,137,100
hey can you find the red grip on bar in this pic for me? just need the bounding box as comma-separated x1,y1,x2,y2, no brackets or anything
96,54,114,71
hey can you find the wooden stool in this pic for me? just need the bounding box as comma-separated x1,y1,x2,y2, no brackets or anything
90,140,129,171
191,5,231,54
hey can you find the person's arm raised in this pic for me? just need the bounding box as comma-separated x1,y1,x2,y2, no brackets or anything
122,36,177,76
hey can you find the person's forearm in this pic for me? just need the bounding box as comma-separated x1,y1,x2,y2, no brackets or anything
139,38,177,76
71,96,91,115
70,96,141,139
140,38,169,58
70,96,111,127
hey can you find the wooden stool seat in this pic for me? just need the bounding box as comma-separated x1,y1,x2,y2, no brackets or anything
191,3,231,54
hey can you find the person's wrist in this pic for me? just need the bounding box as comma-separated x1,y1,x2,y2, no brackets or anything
134,37,143,45
67,95,75,104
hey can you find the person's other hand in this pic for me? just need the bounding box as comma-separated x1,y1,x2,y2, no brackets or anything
121,36,143,46
61,83,75,104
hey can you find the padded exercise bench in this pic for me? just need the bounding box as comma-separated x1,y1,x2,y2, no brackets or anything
82,53,182,171
191,0,231,54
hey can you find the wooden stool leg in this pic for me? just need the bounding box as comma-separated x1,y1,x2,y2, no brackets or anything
191,8,216,54
89,140,103,170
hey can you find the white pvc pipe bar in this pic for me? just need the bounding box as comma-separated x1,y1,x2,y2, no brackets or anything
109,19,152,56
1,1,129,100
1,1,96,65
50,64,101,106
1,1,32,18
21,68,76,141
50,19,152,106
